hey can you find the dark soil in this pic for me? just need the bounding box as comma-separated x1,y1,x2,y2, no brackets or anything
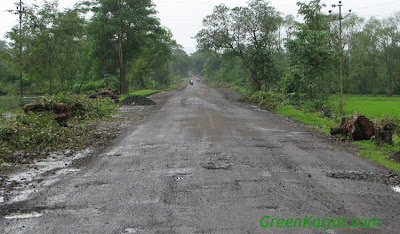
120,95,157,106
389,151,400,163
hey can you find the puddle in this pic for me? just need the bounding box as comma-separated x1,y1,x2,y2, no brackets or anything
392,186,400,193
0,196,4,203
2,149,92,204
174,172,193,181
123,227,144,233
261,172,272,177
4,211,43,219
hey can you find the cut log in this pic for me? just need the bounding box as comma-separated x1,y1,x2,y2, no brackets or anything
89,87,119,103
352,116,374,141
330,115,374,141
330,117,353,136
24,101,71,126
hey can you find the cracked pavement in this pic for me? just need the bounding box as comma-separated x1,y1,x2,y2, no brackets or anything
1,80,400,233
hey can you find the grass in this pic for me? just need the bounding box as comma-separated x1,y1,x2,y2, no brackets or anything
353,140,400,172
276,105,337,133
119,89,160,101
0,96,23,114
332,94,400,120
275,94,400,172
119,78,188,101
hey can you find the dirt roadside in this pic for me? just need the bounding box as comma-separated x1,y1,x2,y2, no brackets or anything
0,86,183,205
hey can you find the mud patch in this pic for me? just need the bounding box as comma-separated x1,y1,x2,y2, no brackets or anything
326,171,400,186
1,149,91,204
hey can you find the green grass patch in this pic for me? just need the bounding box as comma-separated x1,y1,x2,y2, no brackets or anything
276,105,337,133
120,89,160,101
331,94,400,120
353,140,400,172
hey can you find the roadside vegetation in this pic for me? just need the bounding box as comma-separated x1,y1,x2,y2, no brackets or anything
0,0,192,169
192,0,400,172
0,93,117,168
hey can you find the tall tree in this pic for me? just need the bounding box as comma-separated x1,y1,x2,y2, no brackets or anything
91,0,160,94
196,0,282,91
283,0,335,101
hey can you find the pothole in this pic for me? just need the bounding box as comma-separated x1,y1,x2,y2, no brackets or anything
202,162,231,170
4,211,43,219
326,171,400,186
173,172,193,181
202,152,232,170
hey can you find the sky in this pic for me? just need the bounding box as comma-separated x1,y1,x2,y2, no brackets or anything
1,0,400,54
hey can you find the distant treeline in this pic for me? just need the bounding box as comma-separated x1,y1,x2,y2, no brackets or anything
0,0,192,96
193,0,400,102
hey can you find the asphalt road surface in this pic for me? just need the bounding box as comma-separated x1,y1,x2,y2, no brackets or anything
1,80,400,233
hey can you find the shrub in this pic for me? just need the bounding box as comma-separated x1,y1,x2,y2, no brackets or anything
242,91,284,110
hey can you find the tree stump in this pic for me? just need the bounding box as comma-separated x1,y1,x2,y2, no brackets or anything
330,115,374,141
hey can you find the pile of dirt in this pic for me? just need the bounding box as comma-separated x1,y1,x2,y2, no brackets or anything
389,151,400,163
120,95,156,106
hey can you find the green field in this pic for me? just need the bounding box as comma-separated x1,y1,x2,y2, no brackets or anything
332,94,400,120
277,94,400,172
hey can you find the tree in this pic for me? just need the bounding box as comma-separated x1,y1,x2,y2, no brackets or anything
378,16,400,96
283,0,335,101
195,0,282,91
91,0,161,94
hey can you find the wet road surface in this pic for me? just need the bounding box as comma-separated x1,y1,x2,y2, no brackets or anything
1,81,400,233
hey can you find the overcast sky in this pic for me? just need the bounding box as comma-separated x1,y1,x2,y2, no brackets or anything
1,0,400,54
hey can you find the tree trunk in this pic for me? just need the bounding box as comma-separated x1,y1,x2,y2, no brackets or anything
372,54,377,97
330,115,374,141
118,32,126,94
48,60,53,95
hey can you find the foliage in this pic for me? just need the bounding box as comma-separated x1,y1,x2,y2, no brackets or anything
0,92,116,161
49,92,117,120
195,0,283,91
353,140,400,172
242,91,284,110
282,0,336,103
275,104,337,133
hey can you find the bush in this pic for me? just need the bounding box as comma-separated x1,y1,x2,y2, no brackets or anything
0,92,117,161
242,91,284,110
0,112,68,152
48,92,117,120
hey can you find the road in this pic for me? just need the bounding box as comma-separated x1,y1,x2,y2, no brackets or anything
1,80,400,233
